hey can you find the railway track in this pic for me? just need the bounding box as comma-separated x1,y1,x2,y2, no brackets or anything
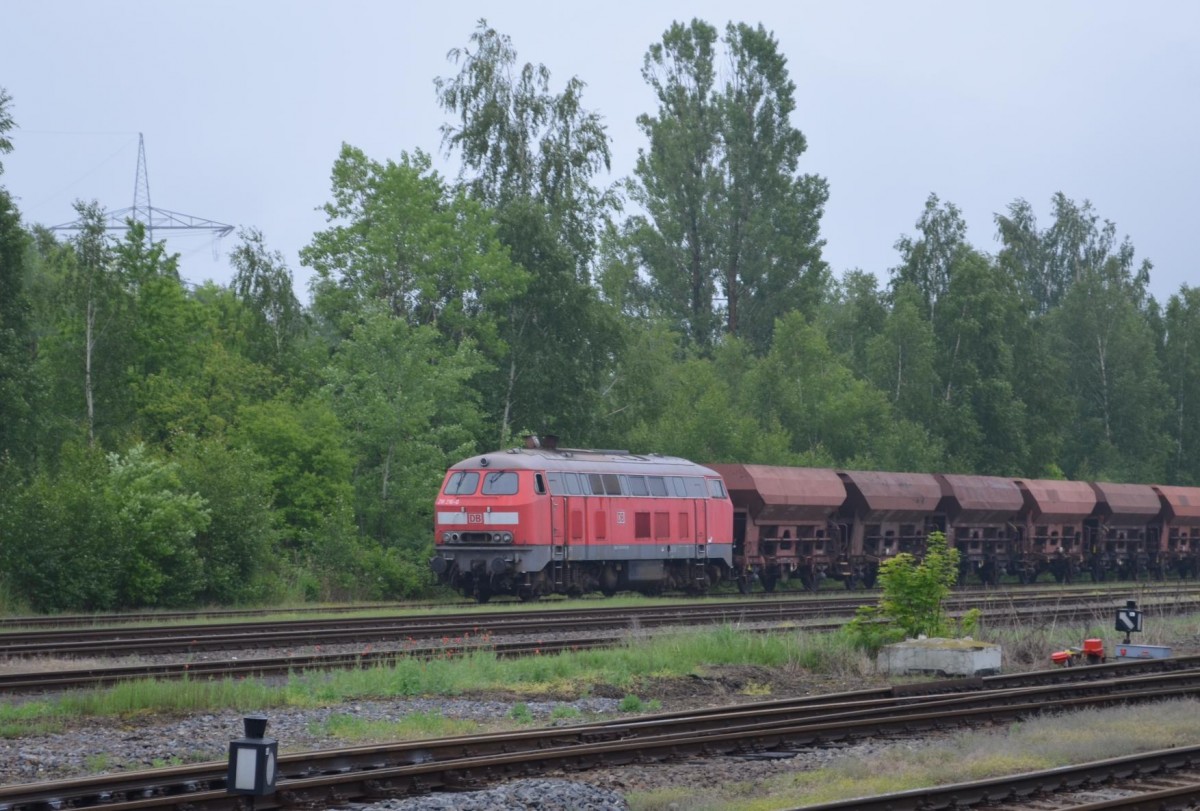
794,746,1200,810
4,590,1200,694
4,581,1197,631
5,588,1198,660
4,656,1200,811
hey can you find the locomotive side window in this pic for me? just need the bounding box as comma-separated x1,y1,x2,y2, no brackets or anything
684,477,706,498
707,479,727,498
602,473,622,495
482,471,519,495
534,473,546,495
565,473,583,495
670,477,687,497
588,473,605,495
546,471,565,494
627,476,650,497
444,471,480,495
648,476,668,497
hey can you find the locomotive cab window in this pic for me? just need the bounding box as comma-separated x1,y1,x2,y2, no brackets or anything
534,473,546,495
707,479,727,498
444,471,480,495
546,471,565,494
482,471,519,495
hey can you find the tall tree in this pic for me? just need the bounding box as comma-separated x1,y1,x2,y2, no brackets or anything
0,86,13,175
629,19,828,352
302,145,525,353
66,202,122,445
891,193,968,328
230,227,304,372
435,19,613,272
996,193,1151,315
436,21,622,442
0,189,33,463
1162,287,1200,484
1050,251,1168,481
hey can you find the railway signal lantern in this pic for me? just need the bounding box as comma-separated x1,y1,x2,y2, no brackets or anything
1115,599,1143,643
227,714,277,798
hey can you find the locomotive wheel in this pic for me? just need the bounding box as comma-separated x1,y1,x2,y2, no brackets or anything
474,587,493,604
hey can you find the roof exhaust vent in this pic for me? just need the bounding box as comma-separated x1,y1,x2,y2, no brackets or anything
543,434,559,450
524,435,541,449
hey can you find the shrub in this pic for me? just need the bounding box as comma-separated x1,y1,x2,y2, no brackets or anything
847,531,974,655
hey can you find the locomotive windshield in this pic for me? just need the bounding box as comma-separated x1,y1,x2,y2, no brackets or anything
444,471,479,495
482,471,519,495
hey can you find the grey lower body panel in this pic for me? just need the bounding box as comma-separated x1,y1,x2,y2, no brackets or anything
433,543,734,575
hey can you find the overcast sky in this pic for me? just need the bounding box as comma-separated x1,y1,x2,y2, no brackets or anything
3,1,1197,304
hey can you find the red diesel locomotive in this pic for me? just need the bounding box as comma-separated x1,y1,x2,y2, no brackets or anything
430,438,1200,599
429,436,734,602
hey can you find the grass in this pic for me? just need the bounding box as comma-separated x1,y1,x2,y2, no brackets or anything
6,607,1195,737
626,698,1200,810
308,710,478,742
0,625,862,737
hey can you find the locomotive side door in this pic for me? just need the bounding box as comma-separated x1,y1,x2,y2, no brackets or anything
546,471,571,590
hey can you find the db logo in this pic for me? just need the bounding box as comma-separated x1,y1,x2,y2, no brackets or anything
468,514,484,524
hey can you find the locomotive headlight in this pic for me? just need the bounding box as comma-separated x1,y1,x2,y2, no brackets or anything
450,532,460,542
442,532,451,544
492,532,502,542
503,532,513,543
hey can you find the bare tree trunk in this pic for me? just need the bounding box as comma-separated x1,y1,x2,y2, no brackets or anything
1096,334,1112,443
85,296,96,446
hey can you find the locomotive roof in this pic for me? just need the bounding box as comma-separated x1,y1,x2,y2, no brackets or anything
449,447,719,477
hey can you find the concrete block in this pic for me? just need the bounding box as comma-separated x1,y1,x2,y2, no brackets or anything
1112,643,1171,660
877,637,1002,677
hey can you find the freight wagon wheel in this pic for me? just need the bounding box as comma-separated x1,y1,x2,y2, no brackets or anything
761,571,778,593
737,575,752,595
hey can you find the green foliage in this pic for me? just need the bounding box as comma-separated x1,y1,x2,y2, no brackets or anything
303,144,526,356
321,306,485,549
847,531,963,653
628,19,827,352
0,442,210,610
172,437,277,604
0,188,34,464
508,702,533,723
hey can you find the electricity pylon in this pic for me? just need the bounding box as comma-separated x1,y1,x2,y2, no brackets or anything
51,133,233,249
